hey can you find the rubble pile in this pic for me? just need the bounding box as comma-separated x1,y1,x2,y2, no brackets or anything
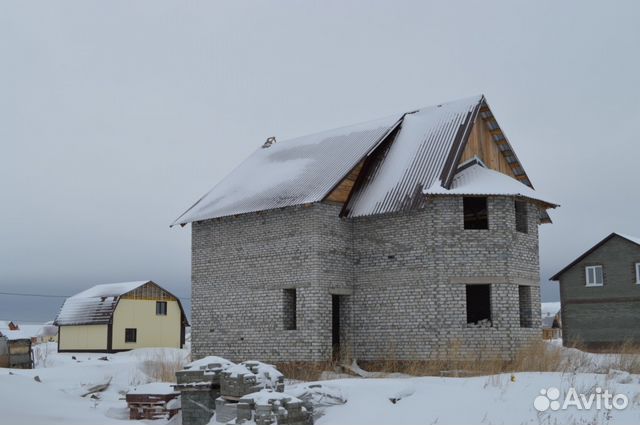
466,319,493,328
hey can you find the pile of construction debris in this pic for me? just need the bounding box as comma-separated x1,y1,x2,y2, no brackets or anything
466,319,493,328
174,357,316,425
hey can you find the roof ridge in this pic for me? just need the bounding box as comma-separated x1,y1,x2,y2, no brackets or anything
550,232,640,280
172,94,515,223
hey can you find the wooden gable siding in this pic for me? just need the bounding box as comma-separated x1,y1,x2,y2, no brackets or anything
324,160,365,204
120,282,177,301
459,117,516,178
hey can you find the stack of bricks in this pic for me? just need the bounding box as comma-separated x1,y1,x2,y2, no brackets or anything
173,362,225,425
243,361,286,392
176,360,310,425
220,368,263,398
236,394,313,425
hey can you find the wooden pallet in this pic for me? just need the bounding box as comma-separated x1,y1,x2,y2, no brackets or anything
126,393,179,420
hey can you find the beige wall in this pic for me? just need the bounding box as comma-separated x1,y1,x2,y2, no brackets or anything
111,299,182,350
59,324,108,351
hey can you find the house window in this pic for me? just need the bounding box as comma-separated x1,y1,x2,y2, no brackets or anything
515,200,528,233
156,301,167,315
463,197,488,230
636,263,640,284
125,328,137,343
585,265,604,286
466,284,492,326
518,286,534,328
283,289,297,330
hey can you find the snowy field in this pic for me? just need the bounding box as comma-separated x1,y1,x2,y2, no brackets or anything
1,343,188,425
1,342,640,425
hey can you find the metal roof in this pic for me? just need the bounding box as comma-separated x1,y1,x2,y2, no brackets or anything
172,114,402,225
54,281,149,326
345,96,482,217
423,162,558,207
174,94,541,223
54,281,189,326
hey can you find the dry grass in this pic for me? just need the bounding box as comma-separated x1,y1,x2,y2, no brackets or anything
140,350,190,382
596,340,640,374
276,361,341,382
510,339,564,372
276,339,640,380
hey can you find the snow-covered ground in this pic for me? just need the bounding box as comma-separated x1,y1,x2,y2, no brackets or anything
314,372,640,425
1,343,189,425
2,342,640,425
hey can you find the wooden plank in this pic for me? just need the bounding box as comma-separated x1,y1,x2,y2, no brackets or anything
8,342,31,355
324,160,365,204
459,118,516,178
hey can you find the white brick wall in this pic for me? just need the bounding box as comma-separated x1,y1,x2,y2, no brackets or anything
191,197,542,362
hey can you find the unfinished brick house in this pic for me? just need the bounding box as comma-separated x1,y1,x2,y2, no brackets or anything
174,95,557,363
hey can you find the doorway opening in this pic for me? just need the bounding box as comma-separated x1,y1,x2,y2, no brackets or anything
332,295,340,358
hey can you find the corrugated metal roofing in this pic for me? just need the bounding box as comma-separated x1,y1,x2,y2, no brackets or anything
54,281,150,326
174,94,543,224
172,114,402,225
345,96,482,217
423,163,558,207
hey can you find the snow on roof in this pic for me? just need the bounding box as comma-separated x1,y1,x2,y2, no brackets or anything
0,321,30,341
346,96,483,217
0,321,53,340
0,329,30,340
70,281,149,299
16,324,47,338
175,95,545,222
424,163,558,206
54,281,151,326
616,233,640,246
172,114,402,225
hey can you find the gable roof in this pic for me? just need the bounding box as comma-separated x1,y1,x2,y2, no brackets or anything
174,95,537,224
173,114,403,225
617,233,640,246
550,233,640,281
54,281,189,326
424,162,558,207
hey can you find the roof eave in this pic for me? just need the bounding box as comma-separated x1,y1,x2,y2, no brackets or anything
549,232,621,281
424,192,558,209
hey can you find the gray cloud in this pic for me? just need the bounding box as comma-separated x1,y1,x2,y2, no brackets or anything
1,0,639,322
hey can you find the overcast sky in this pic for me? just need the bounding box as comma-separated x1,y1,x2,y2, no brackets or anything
1,1,639,322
